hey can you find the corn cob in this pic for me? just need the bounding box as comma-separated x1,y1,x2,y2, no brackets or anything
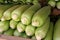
14,30,28,38
57,2,60,9
12,5,31,21
35,18,50,40
31,36,36,40
44,22,53,40
1,5,20,21
25,25,35,36
21,4,41,25
33,0,39,5
0,21,9,33
32,6,51,27
0,0,8,3
13,0,18,2
26,0,33,3
4,29,14,36
53,19,60,40
0,4,13,20
48,0,56,7
20,0,26,3
21,32,28,38
17,22,26,32
10,20,18,29
14,30,21,36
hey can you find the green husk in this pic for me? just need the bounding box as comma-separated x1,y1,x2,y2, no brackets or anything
13,0,20,2
35,18,50,40
14,30,21,36
0,0,4,3
0,5,13,20
21,32,28,38
53,19,60,40
57,2,60,9
14,30,28,38
48,0,56,7
4,29,14,36
10,20,18,29
0,0,7,3
55,0,59,1
32,6,51,27
12,5,31,21
44,22,53,40
0,21,9,33
1,5,20,21
31,36,36,40
33,0,39,5
26,0,33,3
21,4,41,25
25,25,35,36
17,22,26,32
20,0,26,3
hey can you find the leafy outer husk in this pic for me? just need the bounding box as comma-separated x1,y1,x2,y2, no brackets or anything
25,25,35,36
32,6,51,27
0,0,7,3
4,29,14,36
12,5,31,21
1,5,20,21
44,22,53,40
0,4,13,19
0,21,9,33
14,30,21,36
57,2,60,9
14,30,28,38
17,22,26,32
48,0,56,7
13,0,19,2
53,19,60,40
31,36,37,40
26,0,33,3
55,0,59,1
35,18,50,40
20,0,26,3
33,0,39,5
21,33,28,38
10,20,18,29
21,4,41,25
0,0,4,3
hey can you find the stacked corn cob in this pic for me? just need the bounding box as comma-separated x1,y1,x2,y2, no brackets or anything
0,0,39,5
48,0,60,9
0,4,53,40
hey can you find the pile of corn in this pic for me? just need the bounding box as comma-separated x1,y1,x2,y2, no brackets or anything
0,0,60,40
0,4,52,40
